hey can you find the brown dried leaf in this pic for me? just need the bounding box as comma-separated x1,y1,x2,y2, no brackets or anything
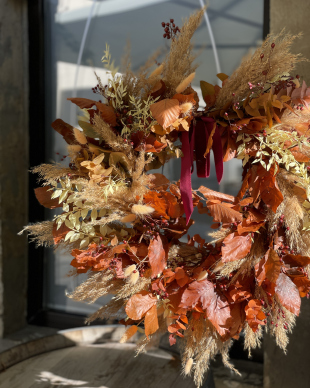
150,99,181,128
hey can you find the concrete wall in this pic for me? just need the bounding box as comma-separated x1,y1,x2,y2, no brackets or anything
0,0,28,336
264,1,310,387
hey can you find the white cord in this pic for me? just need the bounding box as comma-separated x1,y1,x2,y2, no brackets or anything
70,0,98,124
198,0,221,79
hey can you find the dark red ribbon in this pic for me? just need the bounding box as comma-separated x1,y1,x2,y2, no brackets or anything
180,117,224,224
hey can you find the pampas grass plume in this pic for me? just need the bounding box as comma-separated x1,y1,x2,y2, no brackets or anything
73,128,88,144
175,72,195,93
131,204,154,215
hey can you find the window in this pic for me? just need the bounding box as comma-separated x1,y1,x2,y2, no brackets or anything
40,0,264,319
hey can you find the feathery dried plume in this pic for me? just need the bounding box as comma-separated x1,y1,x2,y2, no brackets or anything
86,298,124,324
19,221,54,247
216,30,305,108
162,9,204,95
92,114,132,154
32,164,74,185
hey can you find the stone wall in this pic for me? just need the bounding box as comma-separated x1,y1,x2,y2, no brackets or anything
0,0,28,336
264,1,310,387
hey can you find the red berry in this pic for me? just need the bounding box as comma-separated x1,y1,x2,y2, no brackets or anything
271,43,275,49
296,74,300,79
163,34,166,38
260,53,264,59
161,22,165,27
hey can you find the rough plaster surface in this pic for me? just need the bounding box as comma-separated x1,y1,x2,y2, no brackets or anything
264,2,310,387
0,0,28,336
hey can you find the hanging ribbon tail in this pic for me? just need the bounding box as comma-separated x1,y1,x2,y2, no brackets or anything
212,126,224,183
202,117,224,184
195,120,210,178
180,131,194,224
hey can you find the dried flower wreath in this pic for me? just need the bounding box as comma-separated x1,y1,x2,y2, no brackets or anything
22,9,310,387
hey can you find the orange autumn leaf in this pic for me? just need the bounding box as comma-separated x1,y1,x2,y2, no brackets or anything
291,276,310,297
162,192,184,218
120,325,138,343
221,233,252,262
172,93,196,105
204,123,216,157
95,102,117,126
245,299,266,332
207,202,243,224
143,191,168,218
175,267,189,287
51,118,76,144
180,279,231,336
144,304,159,337
275,273,301,316
67,97,96,109
283,254,310,267
53,222,71,245
111,235,118,246
198,186,235,203
148,173,170,190
148,235,166,277
34,186,62,209
125,292,157,320
150,99,181,128
255,249,281,285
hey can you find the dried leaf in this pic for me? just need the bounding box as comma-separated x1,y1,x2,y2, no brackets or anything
199,186,235,203
150,99,181,128
120,325,138,343
148,235,166,277
96,102,117,126
221,233,252,262
275,273,301,316
34,186,62,209
67,97,96,109
144,304,159,337
125,292,157,320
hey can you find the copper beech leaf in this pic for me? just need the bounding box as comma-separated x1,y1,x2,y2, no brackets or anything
120,325,138,343
275,273,301,316
67,97,96,109
198,186,235,203
255,249,281,285
125,292,157,320
34,186,62,209
208,202,243,224
95,102,117,126
150,99,181,129
148,235,166,277
283,254,310,267
179,279,231,337
221,233,252,262
144,304,159,337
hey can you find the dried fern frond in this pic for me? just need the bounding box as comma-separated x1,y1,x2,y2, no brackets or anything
216,30,305,108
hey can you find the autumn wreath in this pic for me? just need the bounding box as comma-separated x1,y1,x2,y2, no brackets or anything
22,9,310,387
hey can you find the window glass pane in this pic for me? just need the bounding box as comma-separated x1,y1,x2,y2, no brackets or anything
44,0,263,314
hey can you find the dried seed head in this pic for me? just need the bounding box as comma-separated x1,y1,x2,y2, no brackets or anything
73,128,88,145
175,72,196,94
180,102,193,114
124,264,136,278
131,204,155,215
184,357,194,375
